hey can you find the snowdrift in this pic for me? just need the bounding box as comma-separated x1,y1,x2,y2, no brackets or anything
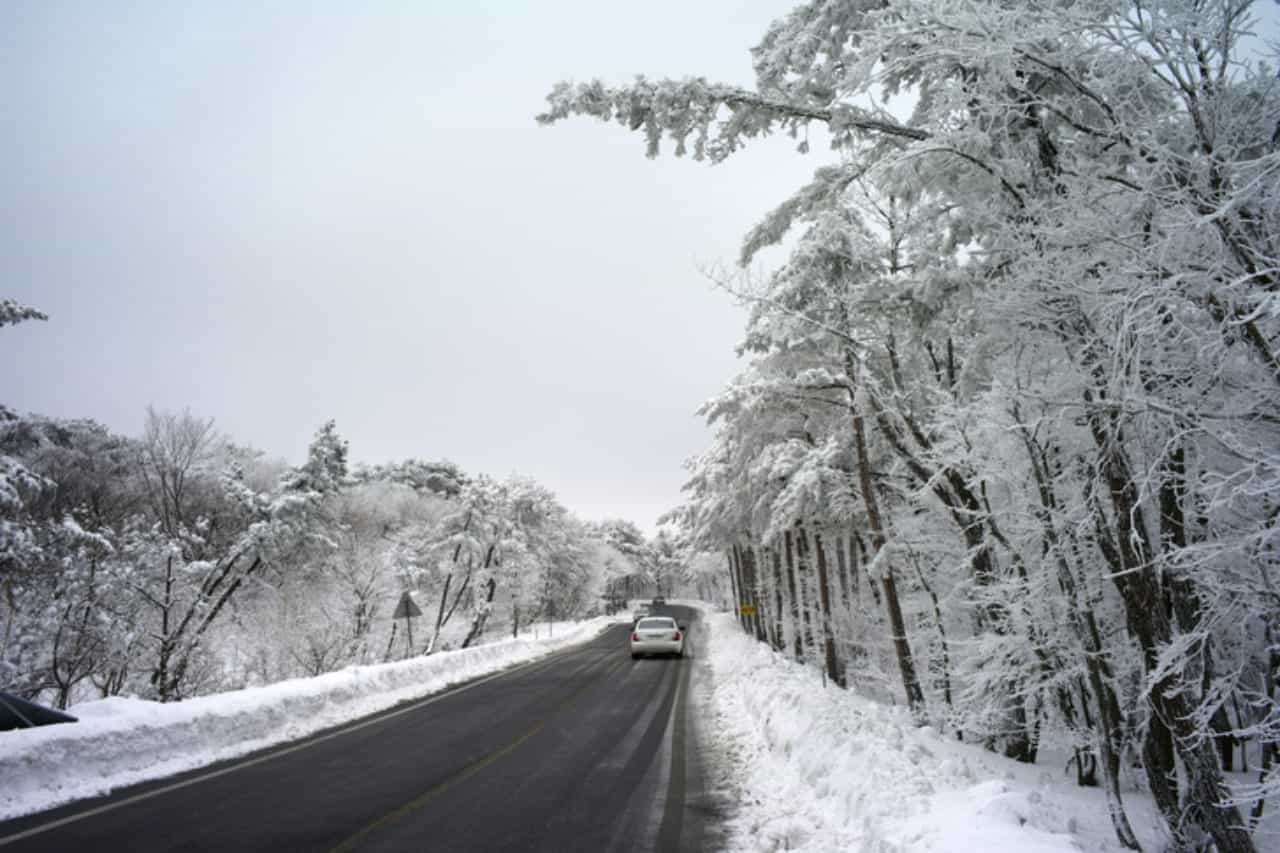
693,604,1160,852
0,616,620,821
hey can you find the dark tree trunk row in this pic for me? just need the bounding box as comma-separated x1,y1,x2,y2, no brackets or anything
1084,395,1255,853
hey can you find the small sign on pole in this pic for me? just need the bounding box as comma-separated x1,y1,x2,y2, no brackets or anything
393,591,422,657
738,604,757,616
392,591,422,620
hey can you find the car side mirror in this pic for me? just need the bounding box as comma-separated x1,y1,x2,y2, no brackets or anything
678,623,688,631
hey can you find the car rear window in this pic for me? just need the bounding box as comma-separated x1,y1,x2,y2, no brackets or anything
637,618,675,630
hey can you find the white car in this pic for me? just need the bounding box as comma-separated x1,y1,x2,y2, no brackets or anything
630,616,684,659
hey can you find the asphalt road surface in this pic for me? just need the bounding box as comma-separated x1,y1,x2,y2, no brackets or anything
0,605,709,853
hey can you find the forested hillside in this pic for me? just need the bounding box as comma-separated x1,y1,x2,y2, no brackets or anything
541,2,1280,850
1,307,661,710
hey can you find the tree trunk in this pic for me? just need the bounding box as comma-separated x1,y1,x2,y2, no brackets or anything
738,544,755,637
784,530,802,661
908,554,952,710
1016,411,1139,848
1089,407,1254,853
731,545,749,632
732,545,742,625
383,621,398,662
461,578,497,649
813,531,844,687
794,528,816,662
153,554,176,701
833,536,852,613
770,545,785,651
747,546,768,643
427,573,452,655
845,355,925,716
1251,632,1277,826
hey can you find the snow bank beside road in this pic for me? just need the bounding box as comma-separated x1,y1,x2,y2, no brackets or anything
0,615,621,821
695,606,1131,852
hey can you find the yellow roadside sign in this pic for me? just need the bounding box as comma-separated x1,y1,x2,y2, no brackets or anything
738,604,757,616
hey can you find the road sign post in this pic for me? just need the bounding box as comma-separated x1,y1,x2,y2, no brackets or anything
392,591,423,658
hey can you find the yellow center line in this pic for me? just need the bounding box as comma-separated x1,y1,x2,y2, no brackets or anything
0,627,629,849
328,654,630,853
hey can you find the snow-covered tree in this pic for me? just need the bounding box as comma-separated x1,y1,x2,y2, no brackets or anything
541,2,1280,847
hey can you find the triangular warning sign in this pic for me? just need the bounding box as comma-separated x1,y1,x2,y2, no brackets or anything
392,591,422,619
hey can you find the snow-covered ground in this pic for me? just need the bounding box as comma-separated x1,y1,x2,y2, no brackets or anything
688,602,1188,853
0,613,623,821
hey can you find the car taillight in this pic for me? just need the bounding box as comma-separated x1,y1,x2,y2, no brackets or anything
673,631,681,641
631,632,639,642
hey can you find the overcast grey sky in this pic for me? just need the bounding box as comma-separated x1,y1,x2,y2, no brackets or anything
0,1,825,531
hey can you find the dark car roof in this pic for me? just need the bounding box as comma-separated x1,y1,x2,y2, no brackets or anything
0,691,77,731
